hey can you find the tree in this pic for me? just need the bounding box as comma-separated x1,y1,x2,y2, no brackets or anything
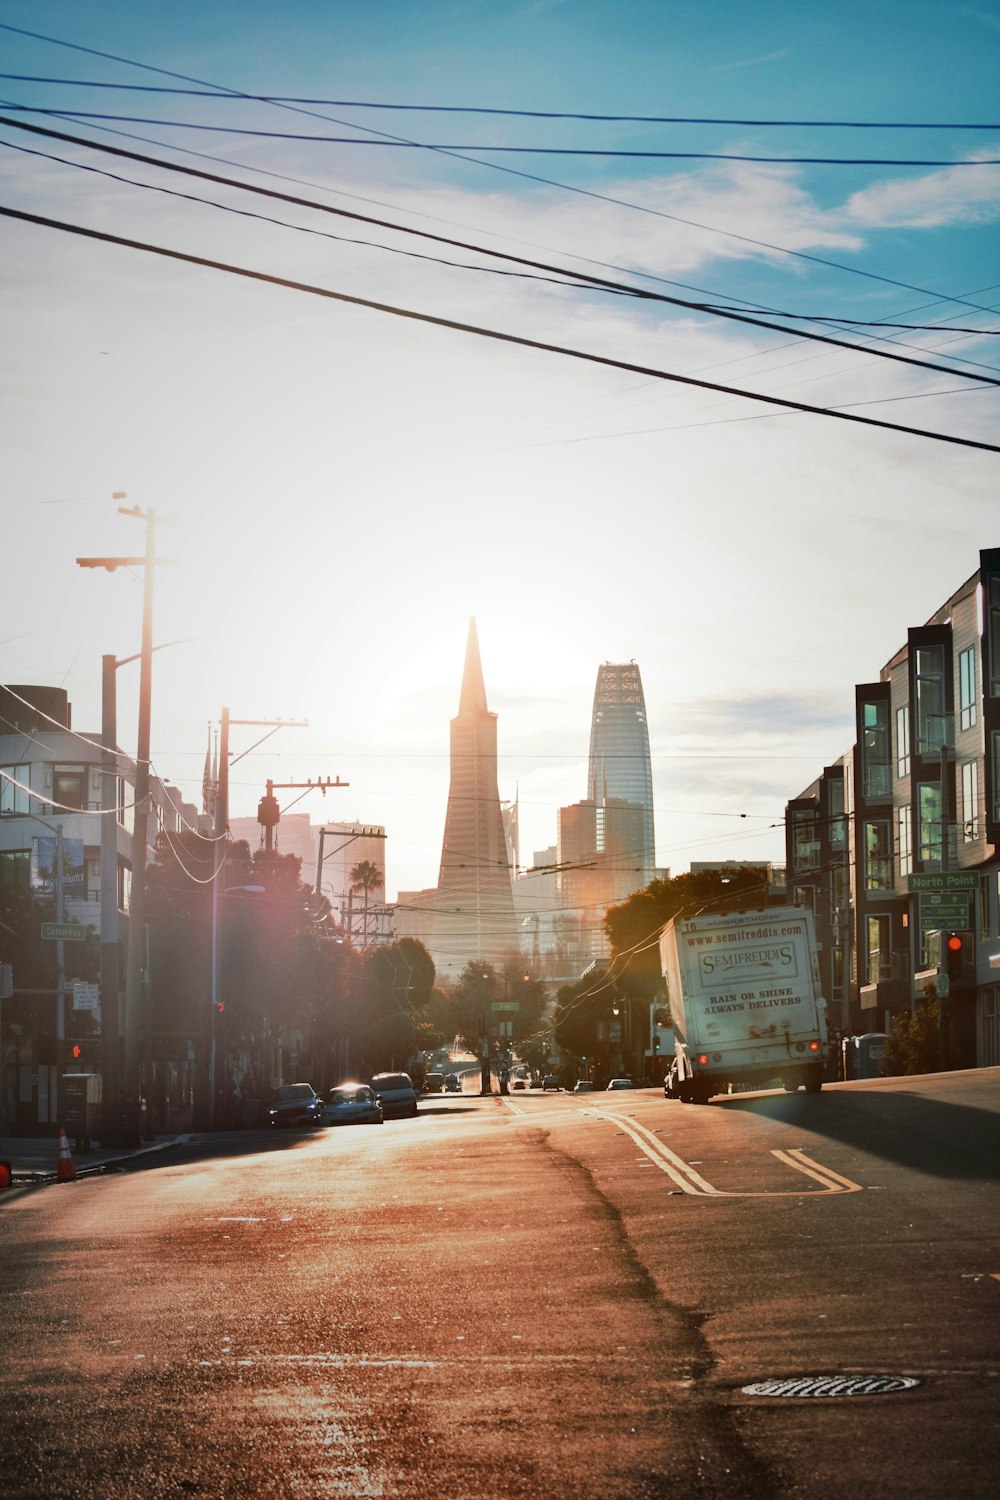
882,997,943,1076
603,866,772,1004
349,859,384,950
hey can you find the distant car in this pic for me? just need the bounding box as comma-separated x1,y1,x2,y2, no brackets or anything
423,1072,445,1094
371,1071,419,1119
542,1075,561,1091
323,1083,383,1127
444,1073,461,1093
606,1078,634,1091
572,1080,595,1093
510,1076,528,1090
268,1083,323,1128
530,1077,544,1089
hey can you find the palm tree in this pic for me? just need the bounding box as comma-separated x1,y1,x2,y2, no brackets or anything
349,859,384,950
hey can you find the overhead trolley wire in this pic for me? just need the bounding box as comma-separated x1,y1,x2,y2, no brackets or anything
1,23,997,321
3,118,998,389
3,79,999,130
6,107,999,166
2,202,997,455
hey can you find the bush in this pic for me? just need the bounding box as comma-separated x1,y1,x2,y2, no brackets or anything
882,996,943,1076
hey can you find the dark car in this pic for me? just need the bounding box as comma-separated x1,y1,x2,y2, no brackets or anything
542,1075,561,1091
371,1071,419,1119
423,1072,445,1094
268,1083,323,1128
444,1073,461,1093
323,1083,383,1126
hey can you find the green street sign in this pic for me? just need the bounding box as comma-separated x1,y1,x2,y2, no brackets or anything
490,1001,519,1011
918,892,970,933
908,872,978,892
41,922,86,942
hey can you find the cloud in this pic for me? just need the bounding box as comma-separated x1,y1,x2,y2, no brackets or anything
842,151,1000,230
714,48,792,72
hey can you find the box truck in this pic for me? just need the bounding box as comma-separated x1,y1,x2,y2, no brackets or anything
659,905,828,1104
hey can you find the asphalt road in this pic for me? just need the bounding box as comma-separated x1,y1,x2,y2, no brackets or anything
1,1070,998,1498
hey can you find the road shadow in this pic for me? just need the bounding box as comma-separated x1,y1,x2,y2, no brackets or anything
714,1073,1000,1182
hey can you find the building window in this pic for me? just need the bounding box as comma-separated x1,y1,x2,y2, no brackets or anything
867,914,890,984
828,779,846,853
915,646,948,754
897,805,912,877
962,760,980,842
959,647,978,731
0,849,30,889
1,765,30,815
990,577,1000,696
864,820,892,890
918,782,942,867
895,704,910,778
862,700,891,800
53,766,87,811
790,808,819,871
793,885,815,912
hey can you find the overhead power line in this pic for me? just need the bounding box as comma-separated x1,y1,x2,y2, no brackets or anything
6,107,999,165
0,24,997,319
3,202,998,454
3,79,999,130
3,119,997,388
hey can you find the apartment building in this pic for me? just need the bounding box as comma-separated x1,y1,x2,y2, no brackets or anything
786,548,1000,1068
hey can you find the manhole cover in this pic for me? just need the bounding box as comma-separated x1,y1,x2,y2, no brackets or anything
742,1375,921,1398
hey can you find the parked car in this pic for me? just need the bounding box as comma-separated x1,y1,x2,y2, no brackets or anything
510,1075,528,1090
423,1072,445,1094
267,1083,324,1128
606,1078,634,1091
371,1071,419,1119
572,1080,595,1093
323,1083,383,1127
542,1075,561,1091
444,1073,461,1093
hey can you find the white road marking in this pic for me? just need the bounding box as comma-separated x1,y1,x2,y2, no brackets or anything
589,1107,864,1197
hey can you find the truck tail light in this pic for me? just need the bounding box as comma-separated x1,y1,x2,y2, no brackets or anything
697,1053,709,1066
808,1040,821,1052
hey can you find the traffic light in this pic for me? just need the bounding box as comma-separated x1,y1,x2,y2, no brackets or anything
71,1043,83,1060
215,1001,225,1014
653,1035,660,1053
945,932,965,980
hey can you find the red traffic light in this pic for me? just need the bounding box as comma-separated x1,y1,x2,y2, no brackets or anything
946,933,964,952
215,1001,225,1014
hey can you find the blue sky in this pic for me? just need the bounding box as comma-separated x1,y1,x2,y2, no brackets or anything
2,1,998,896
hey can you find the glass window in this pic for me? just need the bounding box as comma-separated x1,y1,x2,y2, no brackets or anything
896,705,910,777
53,766,87,811
1,765,30,815
959,647,978,732
864,820,892,889
862,700,891,799
990,577,1000,696
897,805,912,877
0,849,30,889
828,779,845,852
980,874,992,941
790,808,819,871
915,647,948,754
918,782,942,867
962,760,980,842
867,914,890,984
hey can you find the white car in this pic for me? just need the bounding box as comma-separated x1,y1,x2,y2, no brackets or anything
606,1078,634,1091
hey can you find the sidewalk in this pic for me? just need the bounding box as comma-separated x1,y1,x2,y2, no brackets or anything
0,1131,183,1188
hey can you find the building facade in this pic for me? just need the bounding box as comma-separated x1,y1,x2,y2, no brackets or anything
395,620,518,981
786,549,1000,1068
587,662,657,886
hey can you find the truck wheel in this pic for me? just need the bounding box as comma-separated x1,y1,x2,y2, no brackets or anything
804,1066,823,1094
691,1079,711,1106
783,1076,800,1093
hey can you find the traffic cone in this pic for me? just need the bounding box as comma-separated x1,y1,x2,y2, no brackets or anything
56,1126,77,1183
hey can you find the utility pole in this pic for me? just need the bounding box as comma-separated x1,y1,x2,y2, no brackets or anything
207,715,311,1129
78,500,168,1136
99,654,121,1143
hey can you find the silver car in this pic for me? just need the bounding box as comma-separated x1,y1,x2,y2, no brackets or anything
323,1083,383,1126
370,1071,419,1119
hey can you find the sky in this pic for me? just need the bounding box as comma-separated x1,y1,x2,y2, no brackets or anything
2,0,999,900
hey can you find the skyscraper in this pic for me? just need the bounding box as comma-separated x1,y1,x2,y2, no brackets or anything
587,661,656,885
395,620,518,979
